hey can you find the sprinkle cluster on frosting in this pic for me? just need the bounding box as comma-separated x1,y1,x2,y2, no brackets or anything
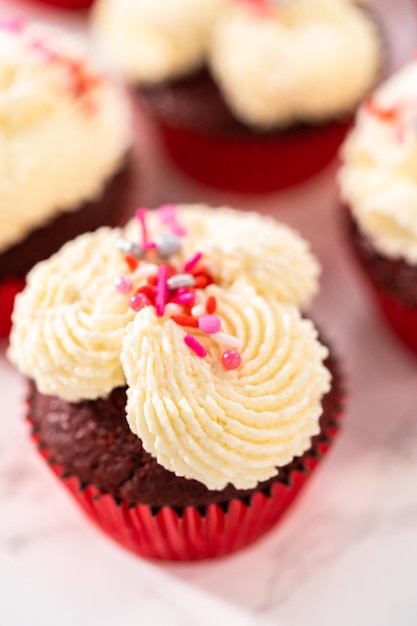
93,0,382,128
339,60,417,265
0,19,131,253
9,204,330,490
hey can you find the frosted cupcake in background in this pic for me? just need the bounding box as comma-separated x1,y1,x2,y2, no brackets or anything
9,204,344,561
339,59,417,358
92,0,382,193
0,18,136,337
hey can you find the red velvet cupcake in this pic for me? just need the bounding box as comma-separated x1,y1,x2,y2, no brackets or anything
9,204,344,561
0,19,136,337
93,0,382,193
339,59,417,357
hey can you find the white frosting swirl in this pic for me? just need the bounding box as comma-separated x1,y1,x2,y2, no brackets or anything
209,0,381,129
9,204,330,489
92,0,227,84
122,287,330,490
8,228,158,402
0,23,131,253
339,61,417,265
125,205,320,310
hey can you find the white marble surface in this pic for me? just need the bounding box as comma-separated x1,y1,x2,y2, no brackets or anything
1,1,417,625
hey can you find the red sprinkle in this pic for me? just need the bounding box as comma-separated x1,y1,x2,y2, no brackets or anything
184,334,207,358
171,314,199,328
124,255,139,272
206,296,217,314
147,275,158,287
137,285,155,301
194,274,213,289
365,97,399,123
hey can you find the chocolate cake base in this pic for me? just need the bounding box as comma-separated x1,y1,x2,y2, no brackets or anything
0,155,136,280
346,208,417,307
27,350,344,511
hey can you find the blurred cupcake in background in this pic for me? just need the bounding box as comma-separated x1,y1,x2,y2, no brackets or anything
340,58,417,357
93,0,382,193
0,18,137,338
9,204,344,561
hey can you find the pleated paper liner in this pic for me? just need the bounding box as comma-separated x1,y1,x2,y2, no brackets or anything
28,0,94,9
344,206,417,358
27,373,345,562
151,115,352,195
0,277,25,338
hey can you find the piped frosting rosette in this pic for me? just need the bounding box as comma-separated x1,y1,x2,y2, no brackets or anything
9,204,330,491
0,18,130,253
340,60,417,265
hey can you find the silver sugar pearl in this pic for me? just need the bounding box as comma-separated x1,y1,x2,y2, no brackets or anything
155,233,182,258
117,237,144,259
167,273,195,290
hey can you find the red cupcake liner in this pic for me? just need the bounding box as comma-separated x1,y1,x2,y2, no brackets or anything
155,116,352,194
30,400,343,561
355,271,417,357
0,276,25,339
28,0,93,9
343,207,417,357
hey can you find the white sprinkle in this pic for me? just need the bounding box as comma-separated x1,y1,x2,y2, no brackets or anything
165,303,183,317
191,303,206,318
167,273,195,289
211,332,240,348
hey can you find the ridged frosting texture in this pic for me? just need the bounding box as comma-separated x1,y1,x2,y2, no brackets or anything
209,0,381,129
125,205,320,310
340,61,417,265
8,228,155,402
122,287,330,490
92,0,227,84
0,22,131,253
9,204,330,490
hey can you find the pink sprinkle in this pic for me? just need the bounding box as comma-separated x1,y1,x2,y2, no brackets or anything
0,16,25,32
184,334,207,358
158,204,187,237
130,292,150,312
136,207,155,250
184,252,202,273
198,314,221,334
155,265,168,317
30,40,58,62
115,275,133,294
173,291,195,305
222,349,242,370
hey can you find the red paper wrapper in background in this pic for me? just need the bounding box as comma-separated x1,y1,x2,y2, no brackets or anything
29,0,94,10
0,277,25,338
153,116,352,194
367,286,417,356
344,206,417,358
29,392,344,562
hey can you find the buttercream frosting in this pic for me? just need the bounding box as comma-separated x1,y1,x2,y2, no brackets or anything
339,61,417,265
0,21,131,253
93,0,381,128
92,0,227,84
9,204,330,490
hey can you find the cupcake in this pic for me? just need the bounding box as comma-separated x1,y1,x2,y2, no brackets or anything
93,0,382,193
339,59,417,357
9,204,344,561
0,19,136,337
